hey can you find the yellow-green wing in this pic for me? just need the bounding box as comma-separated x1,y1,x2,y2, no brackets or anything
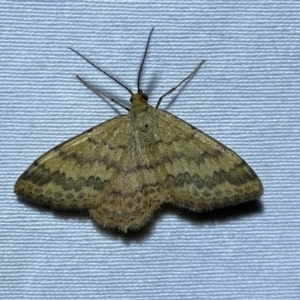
14,115,131,210
151,108,263,212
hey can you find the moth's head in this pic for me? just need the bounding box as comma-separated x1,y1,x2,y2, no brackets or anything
130,90,149,104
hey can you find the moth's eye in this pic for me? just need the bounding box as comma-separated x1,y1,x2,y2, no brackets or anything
142,93,148,102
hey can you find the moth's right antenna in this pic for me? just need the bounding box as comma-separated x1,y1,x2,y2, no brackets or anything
137,27,154,93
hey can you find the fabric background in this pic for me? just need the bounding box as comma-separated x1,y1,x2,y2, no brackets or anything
1,1,299,299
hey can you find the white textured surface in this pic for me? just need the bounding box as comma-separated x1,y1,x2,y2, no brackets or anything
1,1,299,299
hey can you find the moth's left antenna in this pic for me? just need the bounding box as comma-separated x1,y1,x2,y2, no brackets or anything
69,47,133,95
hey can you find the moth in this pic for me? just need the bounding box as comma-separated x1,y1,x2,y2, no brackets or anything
14,28,263,232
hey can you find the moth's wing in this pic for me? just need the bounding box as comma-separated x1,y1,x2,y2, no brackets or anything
14,115,131,210
152,108,263,212
89,128,165,233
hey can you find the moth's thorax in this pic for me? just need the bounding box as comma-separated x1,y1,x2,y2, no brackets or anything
128,92,154,135
130,90,150,113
